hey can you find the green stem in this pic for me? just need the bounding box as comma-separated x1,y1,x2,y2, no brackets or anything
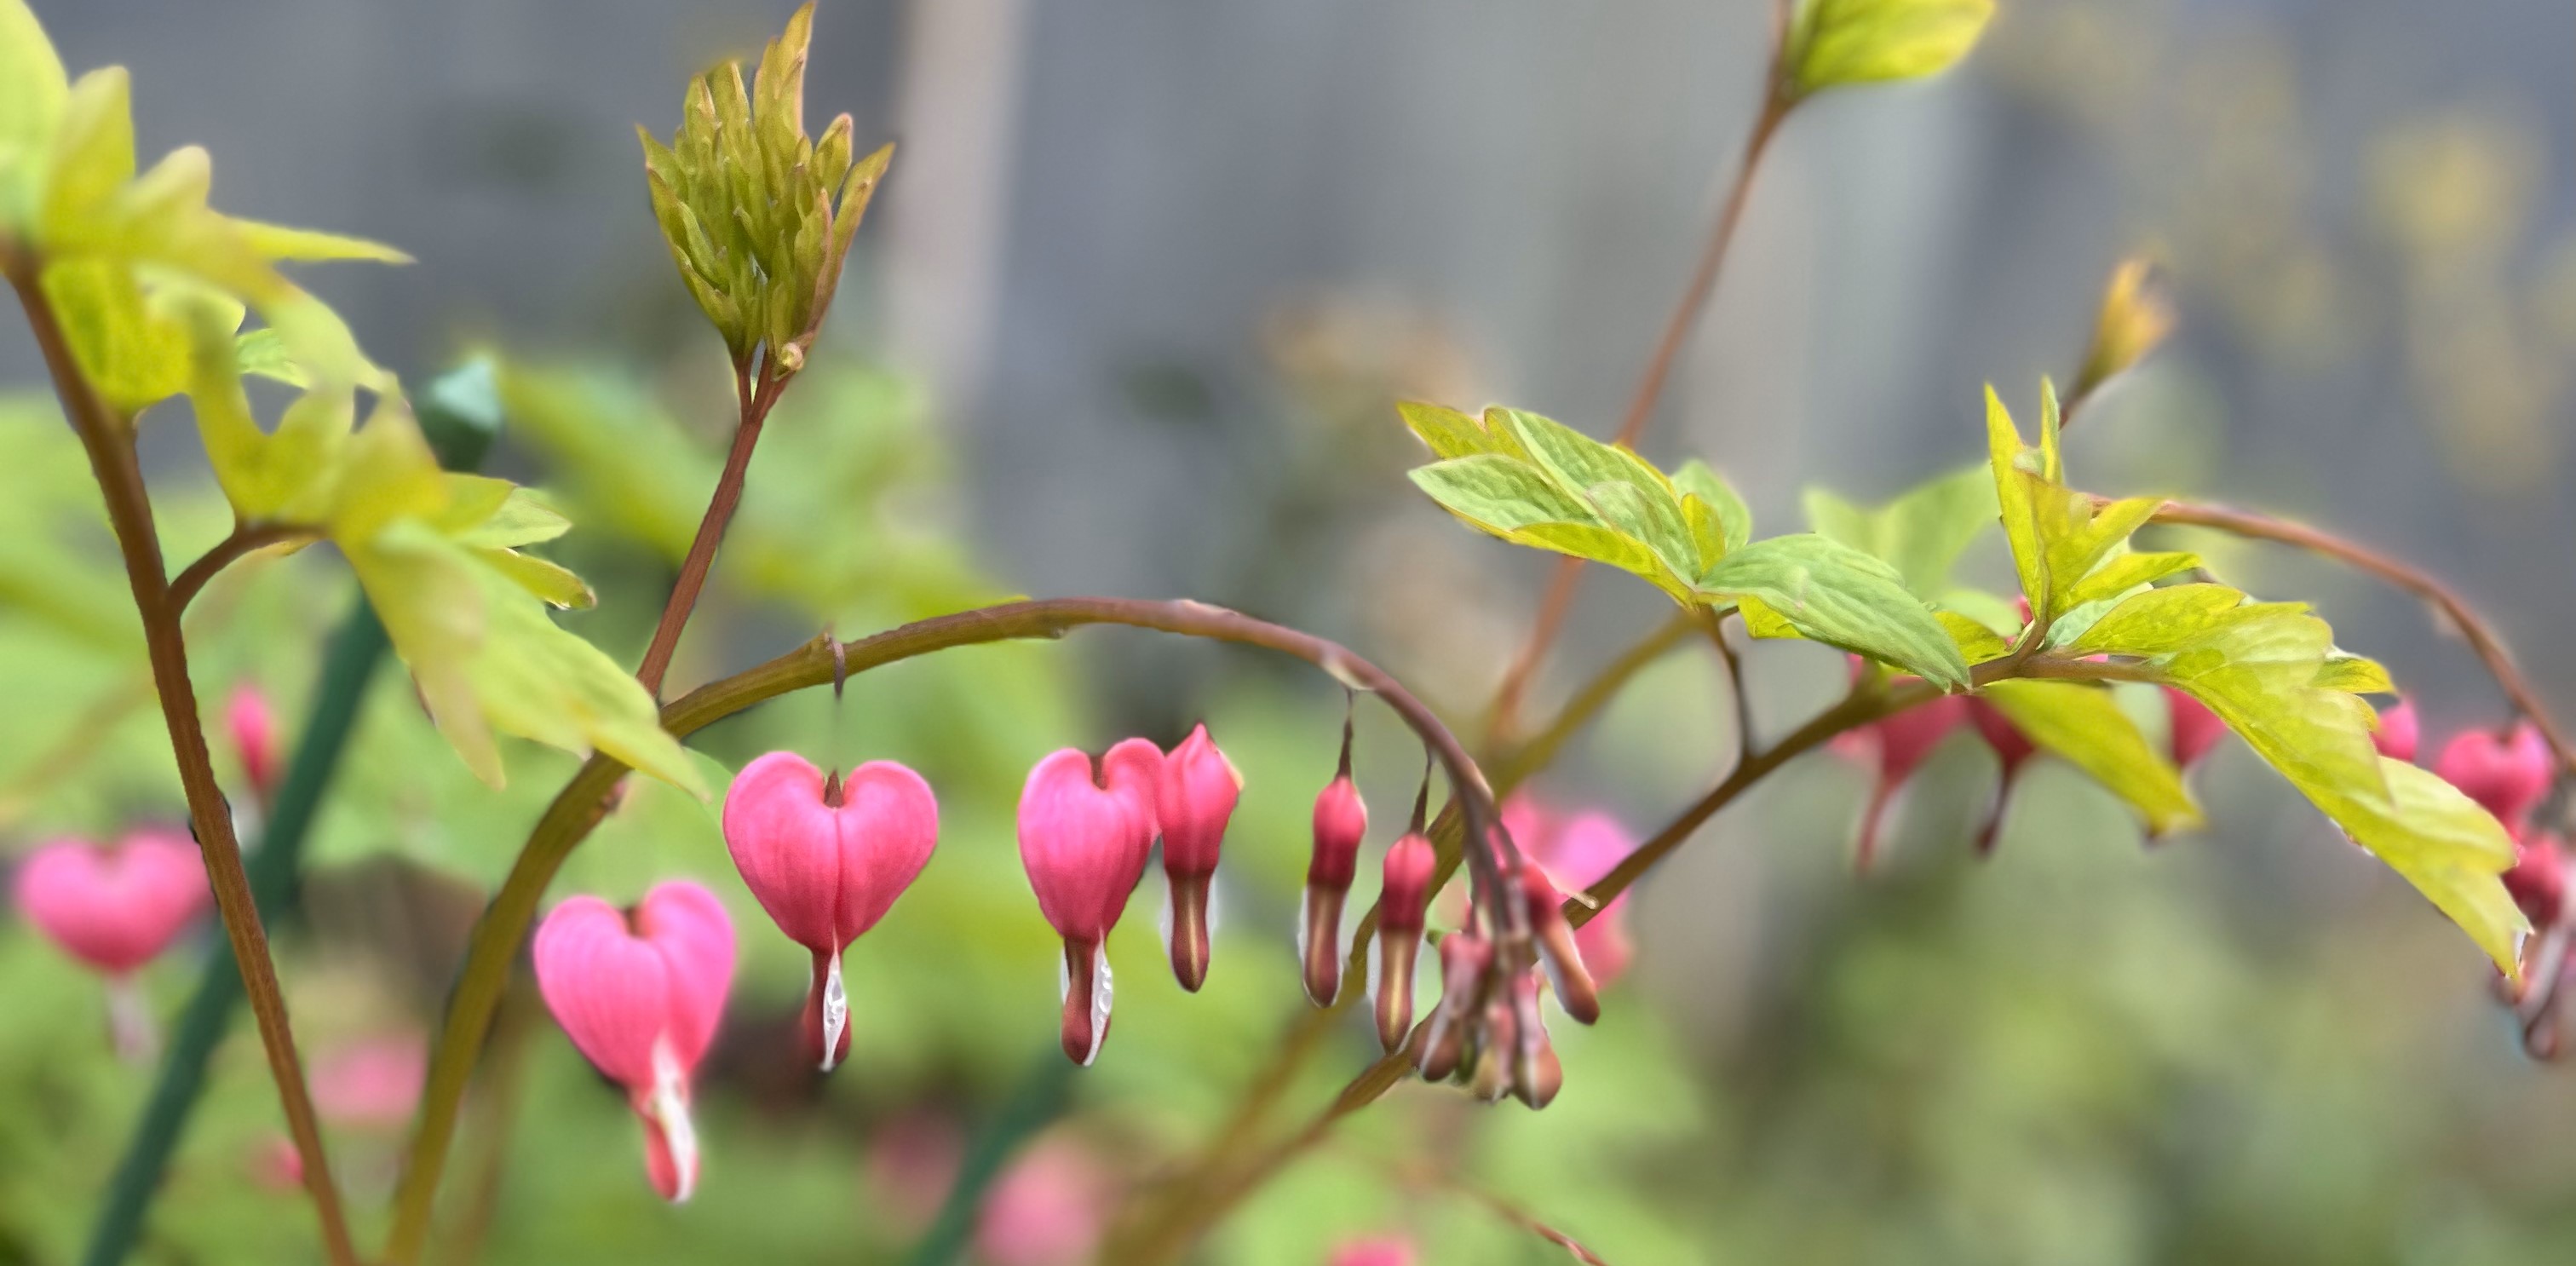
80,389,497,1266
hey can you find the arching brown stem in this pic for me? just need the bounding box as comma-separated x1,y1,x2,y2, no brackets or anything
383,596,1514,1263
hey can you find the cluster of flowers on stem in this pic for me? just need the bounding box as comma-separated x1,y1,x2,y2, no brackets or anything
526,703,1624,1200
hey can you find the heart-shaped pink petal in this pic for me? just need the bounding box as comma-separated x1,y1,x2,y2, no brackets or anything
722,751,940,953
532,880,735,1203
532,881,735,1088
14,831,209,975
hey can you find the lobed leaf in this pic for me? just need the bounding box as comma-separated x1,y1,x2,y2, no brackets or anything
1697,534,1969,690
1978,678,2201,836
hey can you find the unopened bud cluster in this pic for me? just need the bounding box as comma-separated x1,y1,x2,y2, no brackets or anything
639,3,893,377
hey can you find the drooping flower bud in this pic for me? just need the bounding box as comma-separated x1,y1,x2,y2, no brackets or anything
2435,723,2555,830
1507,972,1562,1109
1302,773,1369,1006
1156,724,1240,993
2372,696,2420,762
1374,830,1438,1053
722,751,939,1072
1414,930,1492,1083
14,830,210,1062
531,881,736,1202
226,684,280,802
1837,677,1967,871
2166,687,2227,768
1965,699,2035,856
1515,861,1599,1025
2507,832,2567,929
1531,809,1640,987
1018,741,1164,1066
14,831,209,976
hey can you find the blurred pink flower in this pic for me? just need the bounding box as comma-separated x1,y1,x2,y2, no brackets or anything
309,1035,427,1129
1328,1234,1418,1266
975,1136,1109,1266
1019,742,1163,1066
14,830,208,975
862,1111,964,1237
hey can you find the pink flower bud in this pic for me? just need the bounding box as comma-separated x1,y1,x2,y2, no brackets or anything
2507,832,2566,929
1374,831,1437,1052
226,684,280,800
1301,774,1369,1005
14,831,208,976
2372,697,2419,763
722,751,939,1072
1415,930,1492,1082
1018,741,1164,1066
1533,811,1638,989
1965,699,2034,856
1843,692,1967,871
1516,861,1599,1025
1329,1237,1419,1266
2165,687,2227,768
1156,724,1240,993
2435,723,2555,830
1507,971,1561,1109
532,880,735,1202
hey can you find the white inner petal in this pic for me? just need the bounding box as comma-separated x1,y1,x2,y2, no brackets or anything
1084,944,1113,1067
819,950,849,1073
650,1038,698,1203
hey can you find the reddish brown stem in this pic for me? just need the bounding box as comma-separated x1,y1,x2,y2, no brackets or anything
1486,20,1791,740
169,521,318,613
633,361,777,697
2144,498,2576,778
5,257,358,1266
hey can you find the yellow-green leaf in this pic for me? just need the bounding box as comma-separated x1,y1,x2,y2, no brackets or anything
1979,678,2202,836
1788,0,1995,99
1938,609,2012,665
1698,533,1969,690
0,0,67,220
233,217,412,264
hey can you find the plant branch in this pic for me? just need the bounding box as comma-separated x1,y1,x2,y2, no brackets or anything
633,361,778,698
2145,498,2576,777
1486,8,1793,739
384,596,1510,1264
5,258,358,1266
169,522,317,613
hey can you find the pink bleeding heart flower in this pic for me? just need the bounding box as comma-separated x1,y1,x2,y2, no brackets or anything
532,880,736,1202
1301,771,1369,1006
1838,683,1968,872
1329,1236,1418,1266
2372,697,2419,763
1373,830,1437,1052
1019,740,1164,1066
1156,724,1241,993
2165,687,2227,769
1965,699,2035,856
2507,831,2567,929
15,831,209,976
2436,723,2555,830
722,751,939,1073
226,684,281,802
974,1134,1111,1266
